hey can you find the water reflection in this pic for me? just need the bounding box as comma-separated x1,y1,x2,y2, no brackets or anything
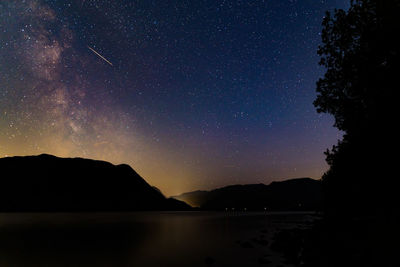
0,212,313,266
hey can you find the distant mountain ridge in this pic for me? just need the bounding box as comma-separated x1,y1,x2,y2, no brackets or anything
172,178,322,211
0,154,190,212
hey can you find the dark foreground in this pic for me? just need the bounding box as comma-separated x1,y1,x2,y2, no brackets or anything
0,212,317,267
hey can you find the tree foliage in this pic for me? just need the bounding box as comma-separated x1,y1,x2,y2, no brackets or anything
314,0,400,218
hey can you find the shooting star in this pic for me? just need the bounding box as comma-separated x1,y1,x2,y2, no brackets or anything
87,46,113,66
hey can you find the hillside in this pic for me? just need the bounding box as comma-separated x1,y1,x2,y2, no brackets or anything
173,178,322,211
0,154,190,212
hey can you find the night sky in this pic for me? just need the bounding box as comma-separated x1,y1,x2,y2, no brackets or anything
0,0,346,196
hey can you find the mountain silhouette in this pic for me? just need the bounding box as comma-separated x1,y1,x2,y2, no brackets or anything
0,154,190,212
173,178,321,211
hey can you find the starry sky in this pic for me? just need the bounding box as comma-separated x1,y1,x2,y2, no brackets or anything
0,0,346,196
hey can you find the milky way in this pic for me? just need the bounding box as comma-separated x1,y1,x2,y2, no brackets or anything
0,0,346,195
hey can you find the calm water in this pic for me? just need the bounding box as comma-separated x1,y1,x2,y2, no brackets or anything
0,212,315,267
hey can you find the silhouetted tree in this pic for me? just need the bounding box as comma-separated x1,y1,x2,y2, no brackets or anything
315,0,400,220
276,2,400,266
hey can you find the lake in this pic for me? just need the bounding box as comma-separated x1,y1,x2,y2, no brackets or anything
0,212,316,266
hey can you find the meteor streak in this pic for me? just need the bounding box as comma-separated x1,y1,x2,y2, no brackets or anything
87,46,113,66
